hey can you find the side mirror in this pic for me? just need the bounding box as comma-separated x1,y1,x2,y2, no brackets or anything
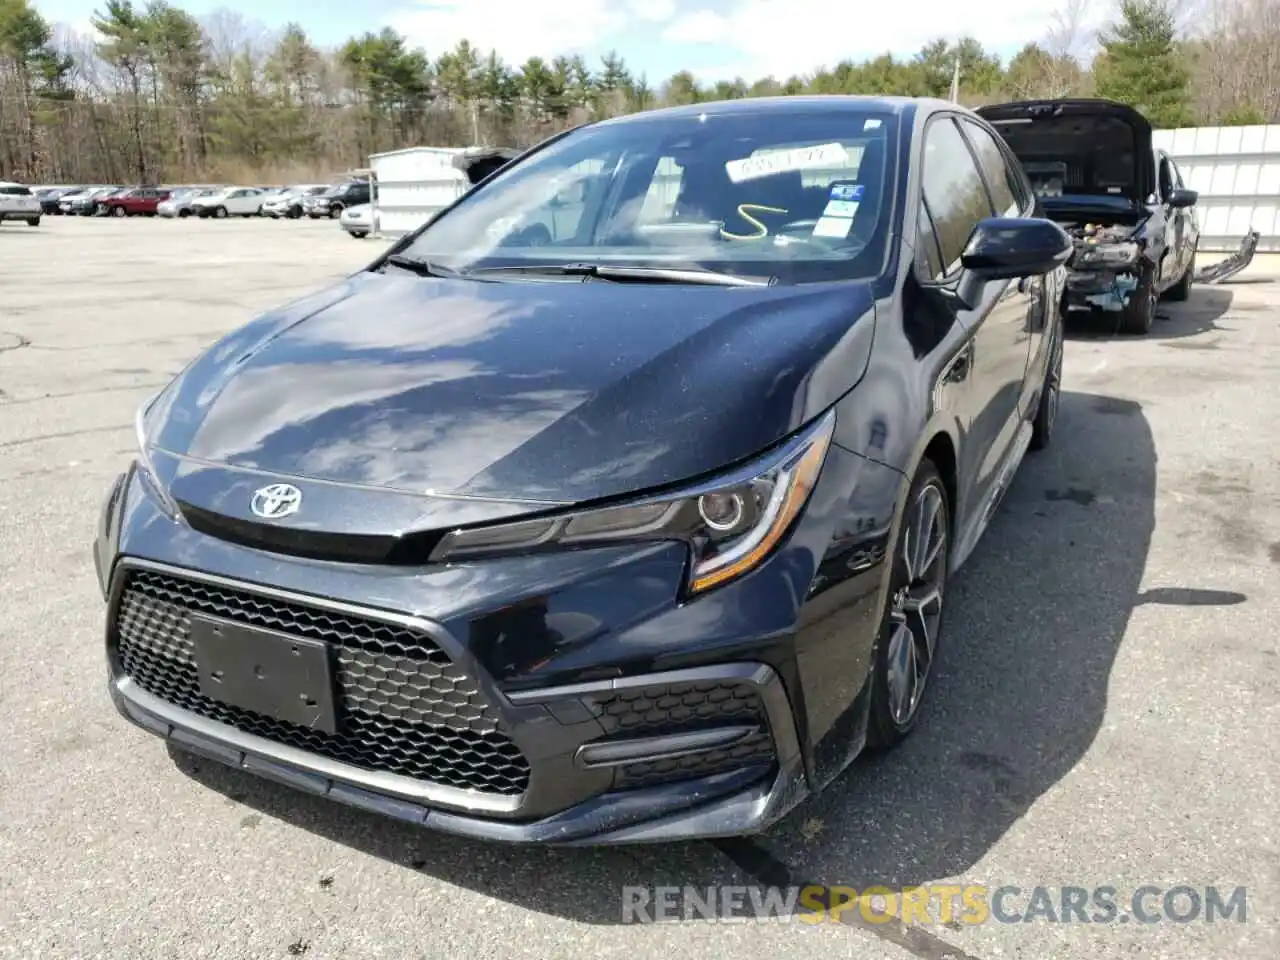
954,216,1073,309
1168,187,1197,209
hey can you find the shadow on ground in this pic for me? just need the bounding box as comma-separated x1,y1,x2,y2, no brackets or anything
170,389,1241,931
1066,285,1233,341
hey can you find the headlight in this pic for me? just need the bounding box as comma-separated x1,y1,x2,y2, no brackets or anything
1076,242,1139,266
134,394,180,518
430,411,835,595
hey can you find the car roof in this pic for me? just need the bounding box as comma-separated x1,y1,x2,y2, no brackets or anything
595,94,958,127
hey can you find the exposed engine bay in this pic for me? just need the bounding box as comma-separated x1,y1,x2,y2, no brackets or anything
1059,220,1147,312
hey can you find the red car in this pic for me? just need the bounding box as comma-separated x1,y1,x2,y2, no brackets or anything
103,187,172,217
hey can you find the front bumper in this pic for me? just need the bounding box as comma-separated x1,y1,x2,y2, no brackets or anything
95,438,897,843
103,556,806,843
110,638,804,844
1064,266,1141,312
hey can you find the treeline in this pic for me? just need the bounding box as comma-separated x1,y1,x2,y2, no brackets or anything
1,0,1278,184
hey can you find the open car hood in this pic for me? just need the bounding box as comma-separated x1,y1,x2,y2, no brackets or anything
453,147,521,185
977,99,1154,206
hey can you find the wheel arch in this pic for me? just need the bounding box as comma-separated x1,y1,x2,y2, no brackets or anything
876,419,962,604
920,432,958,535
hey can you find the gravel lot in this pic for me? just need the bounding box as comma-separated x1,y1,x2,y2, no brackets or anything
1,217,1277,960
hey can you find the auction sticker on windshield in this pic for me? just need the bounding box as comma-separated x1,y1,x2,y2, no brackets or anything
725,143,849,184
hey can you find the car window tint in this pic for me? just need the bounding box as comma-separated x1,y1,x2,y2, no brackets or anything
0,185,32,195
961,120,1022,216
915,202,944,281
922,117,993,272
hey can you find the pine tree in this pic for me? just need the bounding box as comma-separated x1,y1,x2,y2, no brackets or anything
1093,0,1193,129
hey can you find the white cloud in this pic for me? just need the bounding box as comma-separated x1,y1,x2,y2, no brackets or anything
664,0,1111,78
627,0,677,21
388,0,634,63
661,10,728,45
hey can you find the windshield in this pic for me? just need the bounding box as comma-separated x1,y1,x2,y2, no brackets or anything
399,108,897,284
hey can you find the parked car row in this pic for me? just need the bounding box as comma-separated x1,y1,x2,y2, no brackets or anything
26,178,373,222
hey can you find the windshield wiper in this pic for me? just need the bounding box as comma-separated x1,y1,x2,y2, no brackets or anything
470,262,774,287
379,253,463,279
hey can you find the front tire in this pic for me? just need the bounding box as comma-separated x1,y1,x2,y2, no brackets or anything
25,217,40,227
328,204,344,219
213,205,228,219
112,205,126,217
866,460,950,750
1164,251,1194,302
1118,266,1156,335
348,230,368,239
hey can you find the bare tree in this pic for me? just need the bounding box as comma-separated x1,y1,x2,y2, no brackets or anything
1193,0,1280,122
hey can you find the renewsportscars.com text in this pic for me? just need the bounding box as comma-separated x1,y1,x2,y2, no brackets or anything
621,884,1248,925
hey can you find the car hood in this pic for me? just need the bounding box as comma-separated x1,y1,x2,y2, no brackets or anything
977,99,1155,205
1037,194,1151,230
146,270,876,509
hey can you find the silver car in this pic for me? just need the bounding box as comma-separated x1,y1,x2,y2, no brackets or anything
263,185,327,219
339,203,377,239
157,187,222,218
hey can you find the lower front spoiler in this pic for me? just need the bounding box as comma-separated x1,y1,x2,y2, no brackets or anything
110,676,811,846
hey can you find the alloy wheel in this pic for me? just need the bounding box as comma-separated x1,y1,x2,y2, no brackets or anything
885,483,947,726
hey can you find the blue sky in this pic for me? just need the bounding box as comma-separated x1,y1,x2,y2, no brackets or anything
36,0,1109,83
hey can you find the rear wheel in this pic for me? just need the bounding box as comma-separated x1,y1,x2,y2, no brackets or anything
25,217,40,227
112,205,126,217
866,460,950,750
179,208,191,218
348,230,368,239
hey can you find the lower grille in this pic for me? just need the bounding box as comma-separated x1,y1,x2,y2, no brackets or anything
615,731,775,790
588,680,777,790
113,569,530,796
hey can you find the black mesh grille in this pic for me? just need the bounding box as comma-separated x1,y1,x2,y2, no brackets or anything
593,681,768,734
615,732,774,790
113,569,530,796
588,681,776,789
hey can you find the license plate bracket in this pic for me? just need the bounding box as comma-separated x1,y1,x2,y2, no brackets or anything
190,613,338,734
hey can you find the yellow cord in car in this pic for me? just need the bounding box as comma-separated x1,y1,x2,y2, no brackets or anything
720,204,789,241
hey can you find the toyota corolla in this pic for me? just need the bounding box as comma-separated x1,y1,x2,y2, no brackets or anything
95,96,1072,844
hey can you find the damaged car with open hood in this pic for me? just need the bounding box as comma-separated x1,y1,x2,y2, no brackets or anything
978,98,1199,334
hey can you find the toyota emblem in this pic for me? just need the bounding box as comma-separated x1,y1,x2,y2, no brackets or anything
250,483,302,519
